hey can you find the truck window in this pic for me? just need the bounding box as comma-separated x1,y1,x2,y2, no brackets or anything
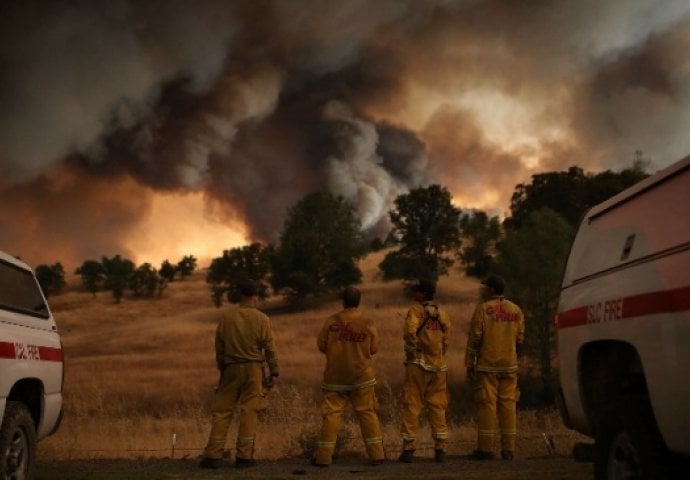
0,260,49,319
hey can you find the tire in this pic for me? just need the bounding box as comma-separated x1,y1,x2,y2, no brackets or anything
594,395,671,480
0,401,37,480
596,429,643,480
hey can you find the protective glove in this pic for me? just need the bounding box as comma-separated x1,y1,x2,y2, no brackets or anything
263,372,279,389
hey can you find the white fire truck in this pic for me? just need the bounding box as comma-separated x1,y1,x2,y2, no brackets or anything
0,250,63,479
555,155,690,479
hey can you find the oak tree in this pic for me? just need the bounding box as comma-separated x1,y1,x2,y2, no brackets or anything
270,191,365,305
379,184,461,285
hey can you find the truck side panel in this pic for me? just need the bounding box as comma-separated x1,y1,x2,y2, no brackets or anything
561,160,690,287
0,321,63,440
558,253,690,453
557,158,690,456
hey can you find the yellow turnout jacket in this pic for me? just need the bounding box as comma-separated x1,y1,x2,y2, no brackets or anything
215,304,279,376
318,308,380,391
465,296,524,374
403,302,451,372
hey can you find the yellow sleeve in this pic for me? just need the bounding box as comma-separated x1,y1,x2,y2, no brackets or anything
465,304,484,367
214,318,224,371
317,318,330,354
517,307,525,346
403,306,421,357
261,317,280,376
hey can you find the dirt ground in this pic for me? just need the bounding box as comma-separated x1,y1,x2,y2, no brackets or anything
36,455,594,480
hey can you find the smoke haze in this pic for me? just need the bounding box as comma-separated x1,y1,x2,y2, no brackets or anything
1,0,689,267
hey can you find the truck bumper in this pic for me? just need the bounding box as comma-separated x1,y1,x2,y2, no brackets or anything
38,392,62,439
46,406,63,437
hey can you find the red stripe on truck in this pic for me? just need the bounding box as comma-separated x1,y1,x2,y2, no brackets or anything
557,306,589,329
0,341,63,362
557,285,690,329
623,286,690,318
38,345,64,362
0,341,14,359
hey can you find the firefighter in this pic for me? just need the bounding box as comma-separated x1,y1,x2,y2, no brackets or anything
199,279,279,469
399,279,451,463
312,286,385,467
465,274,525,461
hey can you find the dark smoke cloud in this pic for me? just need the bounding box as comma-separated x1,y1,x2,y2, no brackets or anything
1,0,689,266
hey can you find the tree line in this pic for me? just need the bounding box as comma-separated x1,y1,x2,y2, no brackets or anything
35,160,648,402
36,255,198,303
206,161,647,305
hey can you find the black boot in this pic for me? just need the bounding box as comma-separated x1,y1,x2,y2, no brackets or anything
235,457,256,468
199,457,222,469
468,450,494,460
434,449,446,463
398,449,415,463
310,458,329,468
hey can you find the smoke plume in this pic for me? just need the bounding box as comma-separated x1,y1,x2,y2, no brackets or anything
1,0,689,267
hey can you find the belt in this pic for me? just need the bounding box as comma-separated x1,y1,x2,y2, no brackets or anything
224,359,259,365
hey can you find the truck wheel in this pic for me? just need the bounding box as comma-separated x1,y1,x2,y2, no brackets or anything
596,429,642,479
594,395,668,480
0,401,36,480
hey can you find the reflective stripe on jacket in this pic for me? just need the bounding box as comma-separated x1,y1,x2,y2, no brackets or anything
465,296,524,373
318,308,379,391
215,304,279,376
403,302,450,372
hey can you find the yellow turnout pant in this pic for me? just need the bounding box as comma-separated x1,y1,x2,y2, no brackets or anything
203,362,264,460
474,371,518,453
400,364,448,451
314,387,384,465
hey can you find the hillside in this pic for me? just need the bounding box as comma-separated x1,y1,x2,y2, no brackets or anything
40,252,580,462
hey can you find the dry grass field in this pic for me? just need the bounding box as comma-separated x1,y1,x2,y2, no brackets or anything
39,251,588,467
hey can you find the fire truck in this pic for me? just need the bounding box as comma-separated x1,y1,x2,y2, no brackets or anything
555,155,690,479
1,250,63,479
